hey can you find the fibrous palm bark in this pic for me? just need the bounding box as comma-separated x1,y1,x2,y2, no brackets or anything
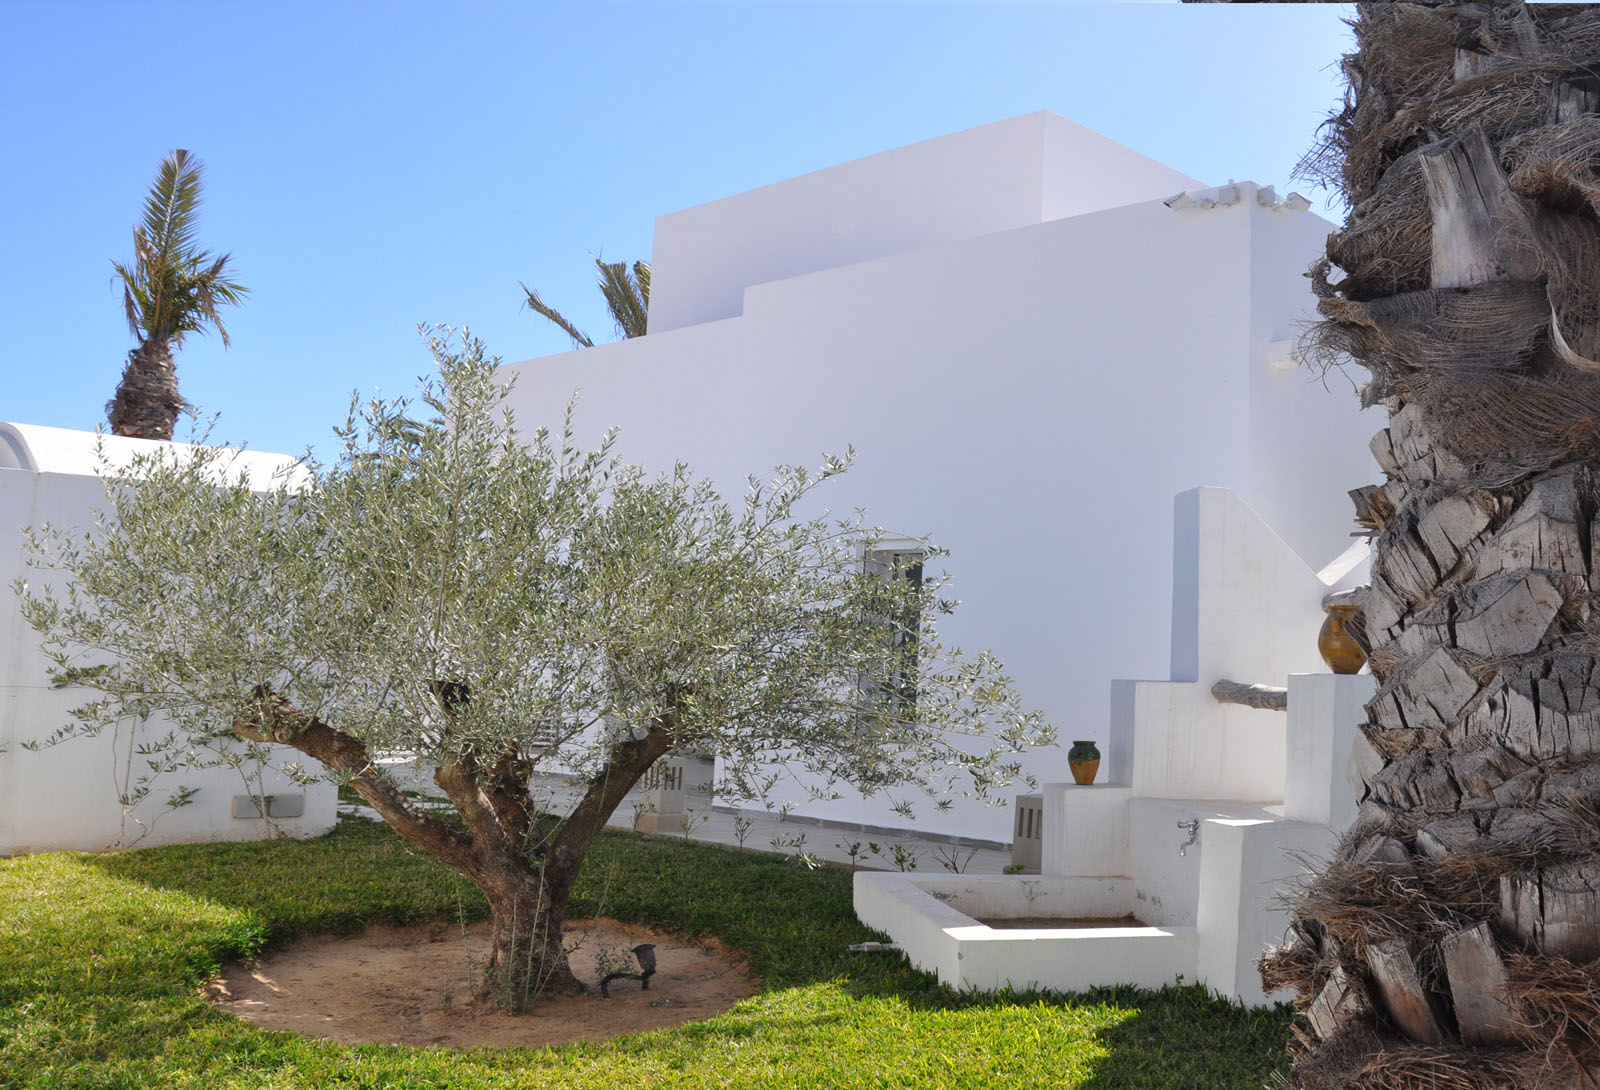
1265,5,1600,1088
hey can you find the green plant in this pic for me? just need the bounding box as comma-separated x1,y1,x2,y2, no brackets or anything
933,843,978,873
679,808,708,840
869,841,921,872
20,330,1051,1009
522,255,650,347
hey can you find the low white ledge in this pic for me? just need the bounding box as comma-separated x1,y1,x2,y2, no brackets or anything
854,873,1196,994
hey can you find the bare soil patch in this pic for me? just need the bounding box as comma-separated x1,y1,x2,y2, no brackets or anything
207,918,758,1049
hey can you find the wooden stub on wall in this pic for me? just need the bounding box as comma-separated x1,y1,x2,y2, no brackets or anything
1210,679,1288,711
1420,124,1540,290
1442,921,1519,1046
1366,939,1449,1045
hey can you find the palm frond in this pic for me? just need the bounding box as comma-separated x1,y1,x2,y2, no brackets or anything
521,282,594,348
181,252,249,348
113,150,246,346
594,257,648,339
109,258,144,339
632,260,651,310
521,254,649,347
140,150,204,267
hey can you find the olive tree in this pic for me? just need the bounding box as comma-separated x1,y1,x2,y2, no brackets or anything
19,329,1051,1010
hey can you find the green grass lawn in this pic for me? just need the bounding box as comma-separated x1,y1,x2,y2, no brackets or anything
0,818,1291,1089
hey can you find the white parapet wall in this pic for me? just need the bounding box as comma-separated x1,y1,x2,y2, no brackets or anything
0,424,337,855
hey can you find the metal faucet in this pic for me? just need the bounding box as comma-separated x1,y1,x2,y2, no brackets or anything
1177,818,1200,857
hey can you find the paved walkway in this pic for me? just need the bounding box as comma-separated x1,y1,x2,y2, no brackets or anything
339,756,1018,875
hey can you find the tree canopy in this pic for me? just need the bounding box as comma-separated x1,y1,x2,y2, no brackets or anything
20,329,1051,1007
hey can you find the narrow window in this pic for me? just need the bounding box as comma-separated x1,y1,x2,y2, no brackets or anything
864,545,924,717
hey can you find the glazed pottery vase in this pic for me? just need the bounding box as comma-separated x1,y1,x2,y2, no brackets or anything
1067,740,1101,786
1318,604,1367,675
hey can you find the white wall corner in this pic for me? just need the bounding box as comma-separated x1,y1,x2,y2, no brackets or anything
1169,488,1202,683
1175,486,1330,687
1041,783,1134,877
1197,817,1337,1008
1283,672,1377,830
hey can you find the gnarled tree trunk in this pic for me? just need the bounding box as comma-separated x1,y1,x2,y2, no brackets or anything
107,340,183,440
1268,5,1600,1087
233,691,673,1012
478,870,584,1006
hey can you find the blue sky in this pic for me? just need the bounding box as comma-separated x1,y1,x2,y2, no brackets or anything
2,1,1354,459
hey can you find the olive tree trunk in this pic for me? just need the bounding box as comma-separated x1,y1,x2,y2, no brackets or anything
232,692,673,1012
1268,5,1600,1087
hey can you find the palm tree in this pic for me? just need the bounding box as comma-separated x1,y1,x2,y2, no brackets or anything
1263,4,1600,1086
521,256,649,348
107,150,247,440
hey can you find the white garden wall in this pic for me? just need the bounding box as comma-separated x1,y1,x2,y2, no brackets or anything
499,112,1379,842
0,427,336,855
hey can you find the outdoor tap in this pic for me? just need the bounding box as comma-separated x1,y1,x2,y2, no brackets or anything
1177,818,1200,857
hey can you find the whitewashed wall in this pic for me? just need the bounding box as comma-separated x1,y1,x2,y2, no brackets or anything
649,111,1205,333
499,113,1378,842
0,429,335,855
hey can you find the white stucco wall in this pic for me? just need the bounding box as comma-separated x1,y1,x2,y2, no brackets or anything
500,114,1377,842
649,111,1204,333
0,421,308,489
0,438,335,855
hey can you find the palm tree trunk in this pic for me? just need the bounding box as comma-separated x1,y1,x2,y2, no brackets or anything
1269,5,1600,1087
107,340,182,440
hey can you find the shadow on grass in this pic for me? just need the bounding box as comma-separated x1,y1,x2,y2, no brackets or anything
1070,984,1293,1089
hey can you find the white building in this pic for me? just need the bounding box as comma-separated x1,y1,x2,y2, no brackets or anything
499,111,1378,843
0,424,336,854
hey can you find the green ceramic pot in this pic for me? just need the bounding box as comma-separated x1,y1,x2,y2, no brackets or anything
1067,740,1101,786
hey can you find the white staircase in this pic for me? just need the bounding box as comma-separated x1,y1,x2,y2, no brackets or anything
855,487,1375,1006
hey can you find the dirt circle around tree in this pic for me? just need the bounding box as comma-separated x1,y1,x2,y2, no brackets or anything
206,918,760,1049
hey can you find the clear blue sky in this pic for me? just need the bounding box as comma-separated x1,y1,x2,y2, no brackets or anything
2,1,1354,459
